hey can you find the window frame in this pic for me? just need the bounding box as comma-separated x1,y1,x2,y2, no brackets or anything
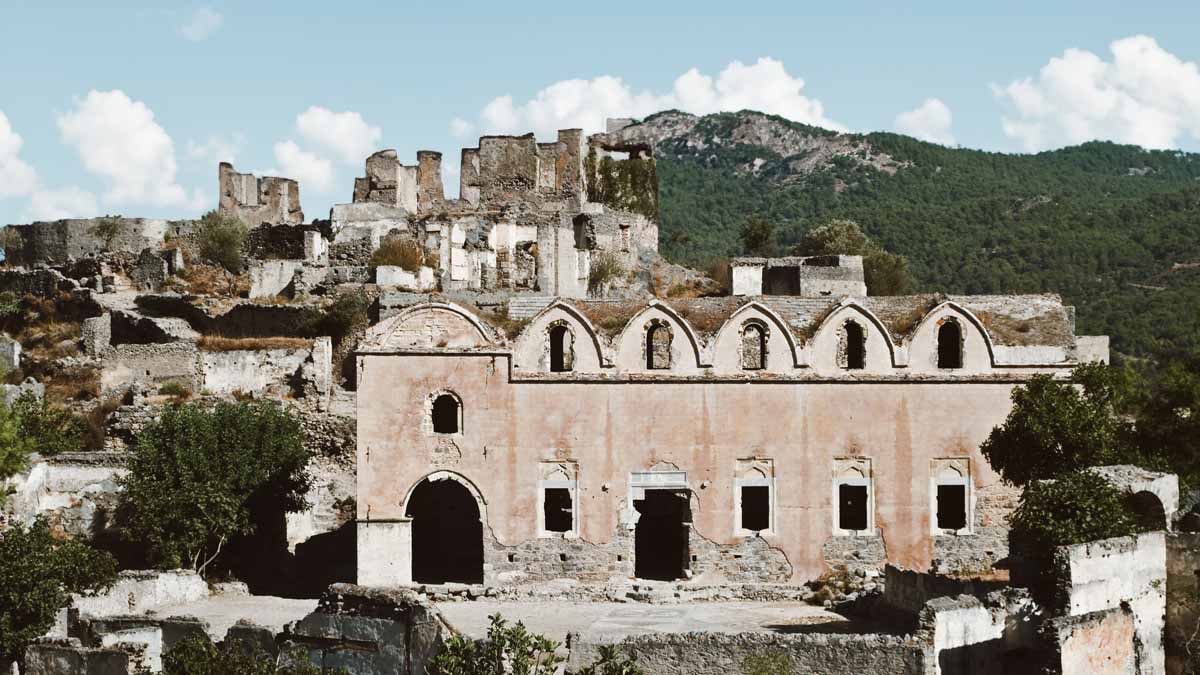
832,458,876,537
739,320,768,371
429,390,463,436
930,459,973,536
538,464,580,539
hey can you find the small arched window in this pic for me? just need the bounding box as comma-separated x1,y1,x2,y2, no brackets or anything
740,322,766,370
937,321,963,369
549,324,574,372
843,321,865,370
432,393,461,434
646,321,673,370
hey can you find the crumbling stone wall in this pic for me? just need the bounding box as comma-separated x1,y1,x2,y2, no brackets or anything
3,218,181,266
932,481,1019,575
219,162,303,225
1166,532,1200,675
1042,607,1138,675
565,631,930,675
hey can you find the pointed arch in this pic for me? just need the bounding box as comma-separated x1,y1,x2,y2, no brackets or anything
812,301,900,367
909,301,997,367
714,301,802,368
615,300,705,370
518,300,608,367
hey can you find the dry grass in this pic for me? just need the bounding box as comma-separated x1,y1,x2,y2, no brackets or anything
44,365,100,402
976,310,1072,347
575,301,647,338
197,335,312,352
481,305,532,339
371,238,425,272
84,393,124,451
672,298,742,335
172,263,248,297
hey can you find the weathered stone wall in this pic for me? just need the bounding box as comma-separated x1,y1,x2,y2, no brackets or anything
199,338,330,403
100,342,200,391
565,631,930,675
279,584,444,675
3,452,128,538
23,638,138,675
932,481,1019,574
3,218,178,266
218,162,303,225
1042,607,1138,675
1166,532,1200,675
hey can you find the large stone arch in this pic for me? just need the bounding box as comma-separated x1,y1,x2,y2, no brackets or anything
807,301,900,372
512,300,607,372
907,301,997,372
711,301,801,372
361,302,494,351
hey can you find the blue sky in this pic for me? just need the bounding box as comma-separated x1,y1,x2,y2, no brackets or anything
2,0,1199,226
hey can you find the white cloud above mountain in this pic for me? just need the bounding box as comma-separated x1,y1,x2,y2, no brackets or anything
993,35,1200,151
473,57,844,139
895,98,955,145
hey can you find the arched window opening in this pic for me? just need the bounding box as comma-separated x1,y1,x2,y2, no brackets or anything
432,393,461,434
1127,491,1167,532
843,321,866,370
549,324,574,372
646,322,673,370
937,321,963,369
740,322,767,370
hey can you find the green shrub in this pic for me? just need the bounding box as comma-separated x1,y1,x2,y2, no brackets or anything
0,518,117,669
161,635,343,675
118,401,312,576
197,211,249,273
791,218,910,295
739,215,775,257
312,290,370,346
428,614,641,675
1011,470,1148,606
588,252,626,295
12,392,86,457
370,238,426,272
158,381,191,398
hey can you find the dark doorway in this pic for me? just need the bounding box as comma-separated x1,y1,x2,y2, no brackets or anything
405,478,484,584
937,321,963,369
936,484,967,530
634,490,690,580
838,484,868,531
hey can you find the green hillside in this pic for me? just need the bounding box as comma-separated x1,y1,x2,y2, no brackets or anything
646,111,1200,359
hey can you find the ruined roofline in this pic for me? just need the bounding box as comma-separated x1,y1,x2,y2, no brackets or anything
731,255,865,268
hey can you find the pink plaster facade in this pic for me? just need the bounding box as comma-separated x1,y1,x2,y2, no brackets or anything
356,298,1096,586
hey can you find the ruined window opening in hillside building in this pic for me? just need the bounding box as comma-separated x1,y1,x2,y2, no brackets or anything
1127,490,1167,532
432,393,461,434
549,324,574,372
842,320,866,370
405,477,484,584
937,320,963,369
936,485,967,531
741,322,767,370
834,458,873,535
932,459,971,534
735,460,774,535
646,321,673,370
539,463,578,537
573,214,596,250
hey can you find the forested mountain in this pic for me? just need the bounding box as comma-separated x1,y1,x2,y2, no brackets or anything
612,110,1200,360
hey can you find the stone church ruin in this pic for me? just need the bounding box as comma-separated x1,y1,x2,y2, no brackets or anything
4,116,1192,675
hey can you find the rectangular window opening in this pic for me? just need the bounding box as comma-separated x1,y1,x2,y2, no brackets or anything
544,487,574,533
838,483,868,531
740,485,770,532
936,484,967,531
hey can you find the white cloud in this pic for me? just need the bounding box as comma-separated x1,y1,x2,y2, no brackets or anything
23,186,99,221
473,57,843,139
894,98,955,145
186,133,244,164
449,117,473,138
179,8,222,42
295,107,382,164
57,89,200,209
273,140,334,192
0,111,38,198
993,35,1200,151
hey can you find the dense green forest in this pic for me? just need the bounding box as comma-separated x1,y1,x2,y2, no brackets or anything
651,112,1200,359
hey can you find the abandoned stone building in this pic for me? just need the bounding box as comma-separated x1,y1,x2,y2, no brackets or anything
355,251,1109,587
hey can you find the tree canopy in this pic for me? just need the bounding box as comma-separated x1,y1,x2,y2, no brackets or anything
118,401,312,576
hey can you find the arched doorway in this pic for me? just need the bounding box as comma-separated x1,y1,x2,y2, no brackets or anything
405,477,484,584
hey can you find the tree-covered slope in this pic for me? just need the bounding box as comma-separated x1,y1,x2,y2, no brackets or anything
619,110,1200,358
